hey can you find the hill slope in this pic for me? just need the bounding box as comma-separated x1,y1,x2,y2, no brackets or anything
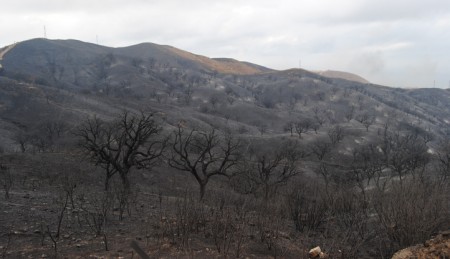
1,38,450,146
0,38,450,259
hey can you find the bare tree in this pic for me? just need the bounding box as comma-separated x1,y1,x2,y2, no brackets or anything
237,140,302,201
294,118,313,139
401,123,435,144
437,140,450,181
81,190,114,251
255,121,268,136
373,179,448,249
183,86,194,105
45,187,70,256
311,121,321,134
350,145,384,201
168,126,241,199
357,113,376,132
387,132,429,183
42,120,67,139
327,125,345,145
76,111,166,191
344,105,355,122
312,107,326,126
309,138,332,161
209,94,221,109
13,131,32,153
283,121,295,137
286,181,327,232
0,164,12,199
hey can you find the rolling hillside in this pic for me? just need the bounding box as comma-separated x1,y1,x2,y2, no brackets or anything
0,38,449,258
1,38,450,150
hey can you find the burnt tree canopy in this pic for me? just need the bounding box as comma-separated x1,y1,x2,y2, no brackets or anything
168,126,241,199
233,140,302,201
76,111,166,191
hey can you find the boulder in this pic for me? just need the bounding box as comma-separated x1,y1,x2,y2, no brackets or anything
309,246,322,258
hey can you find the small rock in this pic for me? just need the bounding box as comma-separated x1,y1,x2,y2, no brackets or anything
319,252,329,259
76,244,81,248
63,234,70,239
41,254,47,258
23,194,30,199
309,246,322,258
34,229,41,234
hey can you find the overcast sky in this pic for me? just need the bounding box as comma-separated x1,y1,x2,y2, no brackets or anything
1,0,449,88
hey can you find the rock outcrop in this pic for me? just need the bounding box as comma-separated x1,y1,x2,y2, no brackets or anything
392,231,450,259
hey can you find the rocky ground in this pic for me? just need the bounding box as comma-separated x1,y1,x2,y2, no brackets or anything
392,231,450,259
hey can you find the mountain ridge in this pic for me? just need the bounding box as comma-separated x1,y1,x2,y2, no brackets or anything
315,69,370,84
1,38,370,82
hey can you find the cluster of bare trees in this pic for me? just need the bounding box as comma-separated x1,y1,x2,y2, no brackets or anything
231,140,303,201
300,122,450,256
284,118,321,138
17,109,443,258
76,111,305,202
13,120,67,153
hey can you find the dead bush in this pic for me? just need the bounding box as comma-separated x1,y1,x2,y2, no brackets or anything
373,179,449,250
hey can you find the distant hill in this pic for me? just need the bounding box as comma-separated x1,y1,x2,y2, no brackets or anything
315,70,370,84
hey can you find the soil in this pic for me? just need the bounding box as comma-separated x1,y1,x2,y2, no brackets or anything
392,231,450,259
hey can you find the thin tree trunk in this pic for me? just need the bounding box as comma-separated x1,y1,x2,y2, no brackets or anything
104,177,110,191
199,183,206,201
120,173,131,193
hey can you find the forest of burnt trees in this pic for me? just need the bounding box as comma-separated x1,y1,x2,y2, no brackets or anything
1,109,449,258
0,40,449,257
